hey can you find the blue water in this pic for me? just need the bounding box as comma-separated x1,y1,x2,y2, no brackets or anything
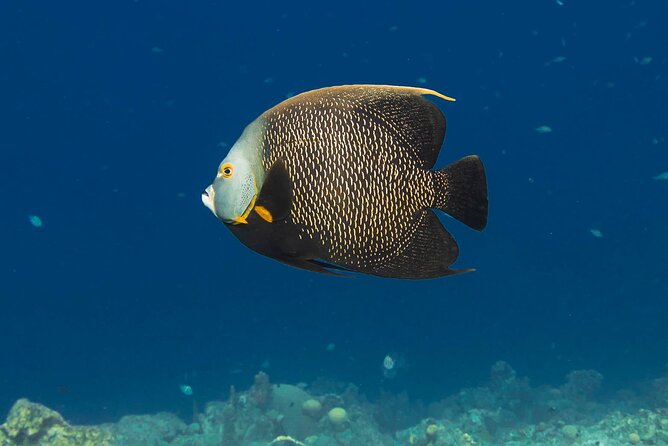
1,0,666,425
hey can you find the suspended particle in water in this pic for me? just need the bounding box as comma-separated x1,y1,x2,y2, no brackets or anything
590,228,603,238
28,215,43,228
535,125,553,134
544,56,566,66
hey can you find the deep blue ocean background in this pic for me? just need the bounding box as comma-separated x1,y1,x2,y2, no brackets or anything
1,0,666,425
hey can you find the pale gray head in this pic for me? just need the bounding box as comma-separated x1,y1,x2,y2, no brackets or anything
202,122,265,224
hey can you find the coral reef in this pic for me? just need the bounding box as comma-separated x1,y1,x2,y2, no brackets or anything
2,364,668,446
0,399,113,446
251,371,272,411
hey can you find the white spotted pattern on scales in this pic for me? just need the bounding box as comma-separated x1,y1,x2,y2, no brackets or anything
202,85,488,279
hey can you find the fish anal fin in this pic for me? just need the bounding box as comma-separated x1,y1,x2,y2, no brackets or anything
368,210,472,279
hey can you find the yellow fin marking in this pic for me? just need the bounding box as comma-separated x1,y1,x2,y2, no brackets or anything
412,87,456,102
339,85,457,101
233,215,247,224
254,205,273,223
232,194,257,225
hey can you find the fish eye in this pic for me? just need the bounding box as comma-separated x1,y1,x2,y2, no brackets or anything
220,163,234,179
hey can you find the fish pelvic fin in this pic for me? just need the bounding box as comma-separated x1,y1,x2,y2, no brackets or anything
433,155,488,231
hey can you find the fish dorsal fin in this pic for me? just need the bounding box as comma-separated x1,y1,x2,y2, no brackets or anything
268,85,453,169
254,158,292,223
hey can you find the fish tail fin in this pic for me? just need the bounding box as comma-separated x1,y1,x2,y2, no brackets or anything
432,155,488,230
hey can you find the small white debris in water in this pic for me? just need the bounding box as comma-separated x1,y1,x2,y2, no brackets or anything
556,0,564,5
416,77,427,84
28,215,43,228
545,56,566,66
635,56,652,65
590,228,603,238
151,47,164,54
535,125,553,133
325,343,336,352
389,25,399,32
652,172,668,181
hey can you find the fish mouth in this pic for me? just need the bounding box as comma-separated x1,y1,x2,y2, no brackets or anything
201,184,252,224
201,185,216,214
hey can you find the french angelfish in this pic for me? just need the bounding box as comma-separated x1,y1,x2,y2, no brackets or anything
202,85,488,279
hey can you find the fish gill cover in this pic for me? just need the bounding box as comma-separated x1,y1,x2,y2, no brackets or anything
0,0,666,445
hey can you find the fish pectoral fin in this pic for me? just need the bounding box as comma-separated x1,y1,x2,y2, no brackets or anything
254,158,292,223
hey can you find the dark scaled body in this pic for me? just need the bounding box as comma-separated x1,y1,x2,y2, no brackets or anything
226,85,488,279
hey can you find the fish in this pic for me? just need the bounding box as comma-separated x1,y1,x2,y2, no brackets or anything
179,384,193,396
383,355,396,370
202,85,488,279
381,353,406,379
